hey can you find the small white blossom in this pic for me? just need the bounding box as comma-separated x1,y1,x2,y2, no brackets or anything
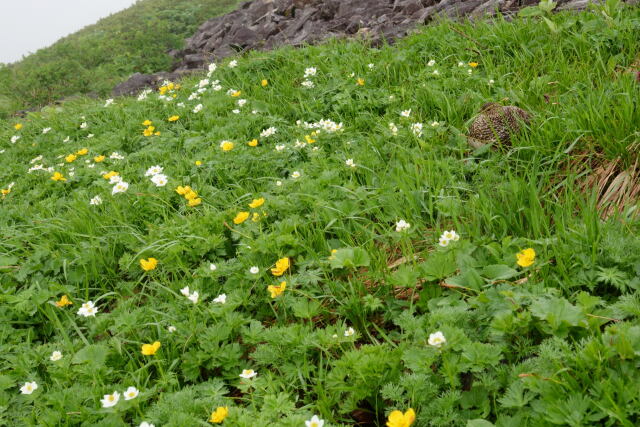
275,144,286,151
90,195,102,206
123,386,139,401
168,325,177,333
239,369,257,379
150,174,168,187
388,122,398,136
193,104,203,113
145,165,163,177
80,122,88,129
427,59,436,67
50,351,63,361
208,62,217,73
109,175,122,184
77,301,98,317
213,293,227,304
400,109,411,118
101,391,120,408
187,291,199,304
368,63,374,69
291,171,301,179
345,159,356,168
112,181,129,195
432,69,440,76
228,60,238,68
237,99,247,107
10,135,20,143
428,331,447,348
110,152,124,160
20,381,38,395
344,327,355,337
104,99,114,107
488,79,495,85
306,415,325,427
395,219,411,232
209,263,217,271
276,180,282,186
250,266,259,274
42,127,51,134
232,109,240,114
411,122,423,137
180,286,191,297
140,423,155,427
301,80,315,88
304,67,317,77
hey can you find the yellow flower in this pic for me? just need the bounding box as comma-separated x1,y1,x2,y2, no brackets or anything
142,120,152,126
103,171,118,180
328,249,338,260
209,406,229,424
168,115,180,122
469,62,479,68
233,211,250,224
195,160,202,166
386,409,416,427
54,295,73,307
65,154,77,163
76,148,88,155
247,139,258,147
231,90,241,97
305,135,316,144
248,198,264,208
356,78,365,86
155,131,161,136
143,126,156,136
14,123,23,130
220,141,234,151
516,248,536,267
140,258,158,271
167,82,175,91
267,281,286,298
184,190,198,200
261,79,268,87
141,341,161,356
176,185,192,195
94,155,105,163
188,198,202,207
51,172,66,182
1,188,10,198
159,86,168,95
252,212,260,222
270,257,290,276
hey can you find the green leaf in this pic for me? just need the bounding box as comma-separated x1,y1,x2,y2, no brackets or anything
291,298,322,319
71,344,109,369
467,420,495,427
530,297,586,337
419,251,457,281
482,265,519,281
447,268,484,291
329,247,370,269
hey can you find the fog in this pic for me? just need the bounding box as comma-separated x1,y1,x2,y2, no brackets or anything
0,0,138,64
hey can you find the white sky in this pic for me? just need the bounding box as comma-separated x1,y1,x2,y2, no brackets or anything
0,0,138,64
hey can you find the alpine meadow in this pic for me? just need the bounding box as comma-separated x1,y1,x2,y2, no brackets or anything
1,1,640,426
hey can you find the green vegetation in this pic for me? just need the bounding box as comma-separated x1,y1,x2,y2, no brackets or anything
1,2,640,426
0,0,240,118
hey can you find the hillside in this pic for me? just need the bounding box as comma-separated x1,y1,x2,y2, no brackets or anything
2,1,640,426
0,0,240,119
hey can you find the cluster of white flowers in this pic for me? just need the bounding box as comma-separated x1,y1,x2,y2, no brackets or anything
207,62,217,77
395,219,411,232
438,230,460,247
101,386,140,408
193,103,203,114
301,66,317,88
28,164,55,174
411,122,423,137
344,326,355,337
145,165,168,187
388,122,399,136
297,119,344,133
260,127,277,138
180,286,199,304
137,89,152,101
110,152,125,160
77,301,98,317
345,159,356,168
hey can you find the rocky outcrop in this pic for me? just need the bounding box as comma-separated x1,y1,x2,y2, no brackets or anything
113,0,636,96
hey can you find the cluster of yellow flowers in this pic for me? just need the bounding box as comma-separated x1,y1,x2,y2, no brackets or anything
158,82,179,96
64,147,89,163
142,119,161,137
233,197,265,224
176,185,202,207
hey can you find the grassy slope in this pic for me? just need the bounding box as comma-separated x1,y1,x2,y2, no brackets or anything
1,4,640,427
0,0,240,118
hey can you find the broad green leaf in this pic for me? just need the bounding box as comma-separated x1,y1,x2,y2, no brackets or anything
482,265,519,281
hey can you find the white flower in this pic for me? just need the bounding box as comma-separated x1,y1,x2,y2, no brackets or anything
112,181,129,195
344,327,355,337
301,80,315,88
90,195,102,206
77,301,98,317
276,180,282,186
104,99,114,107
304,67,317,77
442,230,460,241
193,104,203,113
180,286,190,297
168,325,177,333
368,63,374,69
80,122,88,129
63,136,70,143
49,351,63,361
123,386,139,400
140,422,155,427
198,78,210,88
400,109,411,118
208,62,217,73
388,122,398,136
237,99,247,107
109,175,122,184
212,83,222,91
213,293,227,304
458,61,465,67
306,415,325,427
101,391,120,408
188,291,199,304
250,266,259,274
438,237,450,247
228,60,238,68
177,102,185,108
432,69,440,76
10,135,20,143
145,165,163,176
467,68,473,75
411,122,423,137
110,152,124,160
345,159,356,168
188,92,200,101
150,174,168,187
209,263,217,271
395,219,411,232
275,144,286,151
260,127,277,138
488,79,495,85
239,369,257,379
232,109,240,114
20,381,38,395
427,59,436,67
428,331,446,348
88,163,95,168
349,72,355,78
291,171,301,179
430,121,440,127
42,127,51,134
332,334,338,338
30,155,43,164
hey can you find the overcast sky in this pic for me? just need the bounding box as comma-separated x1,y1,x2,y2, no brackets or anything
0,0,138,64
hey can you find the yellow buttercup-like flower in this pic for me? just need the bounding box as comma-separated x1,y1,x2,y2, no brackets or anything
184,190,198,201
247,139,258,147
140,258,158,271
267,281,286,298
176,185,192,195
516,248,536,267
188,198,202,207
14,123,23,130
356,78,365,86
252,212,260,222
168,115,180,122
103,171,118,180
195,160,202,166
270,257,290,276
65,154,77,163
220,141,234,151
233,211,250,224
386,408,416,427
76,148,88,155
209,406,229,423
142,120,152,126
94,155,105,162
141,341,161,356
54,295,73,307
248,198,264,208
468,62,479,68
231,90,241,97
261,79,268,87
304,134,316,144
51,172,66,182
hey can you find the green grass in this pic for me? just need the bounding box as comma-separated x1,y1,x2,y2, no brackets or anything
1,3,640,426
0,0,240,119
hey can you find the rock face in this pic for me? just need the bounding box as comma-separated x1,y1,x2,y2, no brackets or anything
112,0,636,96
